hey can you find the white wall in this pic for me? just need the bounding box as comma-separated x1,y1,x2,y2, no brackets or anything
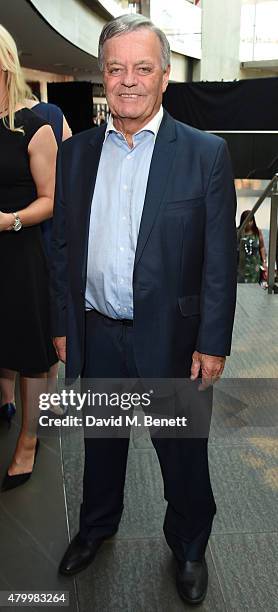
169,52,188,83
30,0,105,57
194,0,278,82
196,0,242,81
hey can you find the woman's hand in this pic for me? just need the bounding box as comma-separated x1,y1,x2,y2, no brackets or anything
0,211,14,232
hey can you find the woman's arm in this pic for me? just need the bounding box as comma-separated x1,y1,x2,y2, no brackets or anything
62,116,72,141
0,124,57,231
20,124,57,225
259,229,267,265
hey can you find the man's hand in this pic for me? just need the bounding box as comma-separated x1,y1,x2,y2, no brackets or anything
53,336,66,363
190,351,226,390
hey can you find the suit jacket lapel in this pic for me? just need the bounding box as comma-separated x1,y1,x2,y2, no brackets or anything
134,111,177,268
80,125,106,285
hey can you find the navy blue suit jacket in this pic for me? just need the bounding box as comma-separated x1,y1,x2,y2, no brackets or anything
50,110,237,379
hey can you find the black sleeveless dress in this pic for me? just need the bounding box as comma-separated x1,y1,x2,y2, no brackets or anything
0,108,58,375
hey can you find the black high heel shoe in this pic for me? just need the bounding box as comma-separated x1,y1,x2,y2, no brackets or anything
1,439,40,492
0,402,16,428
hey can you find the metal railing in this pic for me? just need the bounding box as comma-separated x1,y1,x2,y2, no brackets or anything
237,173,278,294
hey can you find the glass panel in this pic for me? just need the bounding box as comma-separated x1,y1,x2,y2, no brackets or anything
150,0,202,58
240,0,278,61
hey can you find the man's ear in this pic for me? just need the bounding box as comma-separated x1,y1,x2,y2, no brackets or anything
162,64,171,92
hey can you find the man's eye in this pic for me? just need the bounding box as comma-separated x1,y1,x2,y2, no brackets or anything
138,67,151,73
109,68,121,75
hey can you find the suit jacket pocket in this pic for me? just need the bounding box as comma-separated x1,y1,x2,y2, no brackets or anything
178,295,200,317
164,197,204,212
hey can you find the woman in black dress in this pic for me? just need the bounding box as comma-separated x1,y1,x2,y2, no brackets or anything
0,97,72,420
0,25,58,489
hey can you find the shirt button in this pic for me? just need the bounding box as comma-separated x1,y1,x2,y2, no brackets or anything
122,216,126,221
120,278,124,283
127,154,131,160
120,246,124,252
123,185,128,191
123,307,127,312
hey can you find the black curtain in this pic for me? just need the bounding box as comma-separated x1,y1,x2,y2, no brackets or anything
47,81,93,135
163,78,278,178
163,78,278,130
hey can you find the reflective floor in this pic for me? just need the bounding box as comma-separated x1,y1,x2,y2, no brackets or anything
0,285,277,611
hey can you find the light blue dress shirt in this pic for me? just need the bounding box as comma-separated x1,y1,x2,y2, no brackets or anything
85,106,163,319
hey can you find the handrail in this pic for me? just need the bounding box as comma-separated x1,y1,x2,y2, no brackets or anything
237,173,278,238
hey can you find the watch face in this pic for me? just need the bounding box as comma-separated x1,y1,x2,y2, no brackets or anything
13,218,22,231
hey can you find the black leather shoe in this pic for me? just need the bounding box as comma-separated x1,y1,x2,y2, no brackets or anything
176,558,208,606
59,531,117,576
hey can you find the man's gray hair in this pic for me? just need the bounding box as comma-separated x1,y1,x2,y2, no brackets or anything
98,13,171,72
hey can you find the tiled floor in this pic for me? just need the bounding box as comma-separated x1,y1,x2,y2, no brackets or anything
62,285,278,611
0,422,78,611
0,285,277,611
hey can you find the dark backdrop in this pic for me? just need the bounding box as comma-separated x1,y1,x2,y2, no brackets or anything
47,81,94,135
163,78,278,178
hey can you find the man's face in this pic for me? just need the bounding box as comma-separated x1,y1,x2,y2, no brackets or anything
102,28,170,128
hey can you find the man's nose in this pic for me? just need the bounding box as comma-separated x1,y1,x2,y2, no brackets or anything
121,69,138,87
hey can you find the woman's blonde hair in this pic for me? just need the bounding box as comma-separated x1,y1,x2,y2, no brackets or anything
0,24,32,132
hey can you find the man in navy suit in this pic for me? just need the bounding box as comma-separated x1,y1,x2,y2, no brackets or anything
51,14,237,605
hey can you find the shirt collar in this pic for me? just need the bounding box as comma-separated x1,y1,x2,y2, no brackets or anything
105,106,164,142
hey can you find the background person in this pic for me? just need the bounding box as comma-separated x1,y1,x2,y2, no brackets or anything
26,99,72,143
237,210,267,283
0,24,58,489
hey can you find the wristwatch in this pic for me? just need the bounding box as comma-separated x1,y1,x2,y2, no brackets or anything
12,212,22,232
